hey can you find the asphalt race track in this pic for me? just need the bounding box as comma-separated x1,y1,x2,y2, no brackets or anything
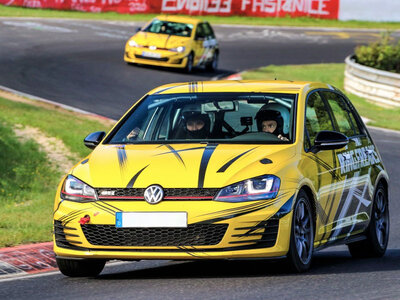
1,18,400,299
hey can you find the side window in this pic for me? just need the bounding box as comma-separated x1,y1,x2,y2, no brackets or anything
345,100,363,136
305,91,335,147
202,23,215,38
322,92,357,137
195,24,205,39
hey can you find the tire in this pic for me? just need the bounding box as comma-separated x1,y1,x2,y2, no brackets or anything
205,51,218,72
184,53,194,73
287,190,315,272
56,257,106,277
347,182,389,258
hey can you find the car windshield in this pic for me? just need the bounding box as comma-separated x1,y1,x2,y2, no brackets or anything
142,19,193,37
107,93,297,144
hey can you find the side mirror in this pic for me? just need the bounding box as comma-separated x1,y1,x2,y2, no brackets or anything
311,130,349,153
84,131,106,149
136,27,141,32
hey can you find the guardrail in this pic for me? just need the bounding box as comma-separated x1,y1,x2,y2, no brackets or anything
344,55,400,107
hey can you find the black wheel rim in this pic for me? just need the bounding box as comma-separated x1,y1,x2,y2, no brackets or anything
187,55,193,72
212,53,218,70
374,189,389,248
294,198,313,264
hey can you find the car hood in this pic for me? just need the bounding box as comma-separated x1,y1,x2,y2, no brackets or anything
133,32,189,49
72,143,296,189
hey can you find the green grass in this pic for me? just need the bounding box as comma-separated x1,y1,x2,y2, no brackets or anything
0,122,60,246
0,96,112,247
242,63,400,131
0,98,113,158
2,5,400,29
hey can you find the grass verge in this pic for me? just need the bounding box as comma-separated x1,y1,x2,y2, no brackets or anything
0,95,113,247
241,63,400,131
1,5,400,29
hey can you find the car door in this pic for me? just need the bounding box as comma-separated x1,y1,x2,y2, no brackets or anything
193,23,206,66
322,91,374,241
201,22,218,64
302,90,342,247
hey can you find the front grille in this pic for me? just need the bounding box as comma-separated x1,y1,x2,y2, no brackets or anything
81,223,228,246
135,55,168,62
96,188,220,200
54,220,82,250
231,218,279,248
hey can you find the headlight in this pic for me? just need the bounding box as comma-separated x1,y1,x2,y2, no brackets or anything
128,40,139,47
60,175,97,202
214,175,280,202
170,46,186,53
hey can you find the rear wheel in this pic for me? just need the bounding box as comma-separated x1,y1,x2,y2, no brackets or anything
184,53,194,73
348,183,389,258
206,51,218,72
56,257,106,277
287,190,314,272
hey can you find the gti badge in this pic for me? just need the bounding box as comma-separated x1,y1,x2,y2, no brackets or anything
144,185,164,204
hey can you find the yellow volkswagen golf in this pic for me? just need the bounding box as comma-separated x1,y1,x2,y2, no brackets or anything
54,81,389,276
124,15,218,72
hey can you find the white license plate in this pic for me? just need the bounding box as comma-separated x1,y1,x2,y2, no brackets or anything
142,51,161,58
115,212,187,228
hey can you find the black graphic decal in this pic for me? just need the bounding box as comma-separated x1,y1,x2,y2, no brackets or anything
198,144,218,188
157,144,186,167
117,145,128,169
217,147,257,173
127,165,149,188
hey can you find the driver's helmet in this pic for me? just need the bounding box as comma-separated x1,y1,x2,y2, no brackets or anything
255,108,284,136
182,111,211,139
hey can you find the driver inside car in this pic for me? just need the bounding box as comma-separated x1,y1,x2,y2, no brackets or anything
172,110,211,140
183,111,210,139
255,109,289,141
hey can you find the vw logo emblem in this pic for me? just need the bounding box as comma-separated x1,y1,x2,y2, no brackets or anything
144,185,164,204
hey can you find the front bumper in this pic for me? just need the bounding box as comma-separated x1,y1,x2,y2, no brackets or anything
53,192,295,260
124,48,188,69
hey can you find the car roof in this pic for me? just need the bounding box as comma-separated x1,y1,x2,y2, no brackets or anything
148,80,335,96
155,15,203,25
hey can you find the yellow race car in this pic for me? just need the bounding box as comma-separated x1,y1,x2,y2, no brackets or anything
124,15,219,72
54,80,389,276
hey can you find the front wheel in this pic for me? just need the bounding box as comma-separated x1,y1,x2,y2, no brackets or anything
184,53,194,73
206,51,218,72
56,257,106,277
347,182,389,258
287,190,314,272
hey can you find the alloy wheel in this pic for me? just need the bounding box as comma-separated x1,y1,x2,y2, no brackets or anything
294,198,313,265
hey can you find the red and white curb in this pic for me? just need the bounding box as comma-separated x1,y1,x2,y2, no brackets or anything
0,242,57,278
224,73,243,80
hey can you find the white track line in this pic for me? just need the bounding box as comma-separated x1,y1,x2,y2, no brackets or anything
0,261,128,282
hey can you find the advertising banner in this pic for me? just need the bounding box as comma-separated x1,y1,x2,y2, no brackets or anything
0,0,340,19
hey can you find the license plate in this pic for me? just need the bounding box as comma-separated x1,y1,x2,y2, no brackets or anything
142,51,161,58
115,212,187,228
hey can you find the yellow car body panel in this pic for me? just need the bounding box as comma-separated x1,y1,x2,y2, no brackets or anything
54,80,388,263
